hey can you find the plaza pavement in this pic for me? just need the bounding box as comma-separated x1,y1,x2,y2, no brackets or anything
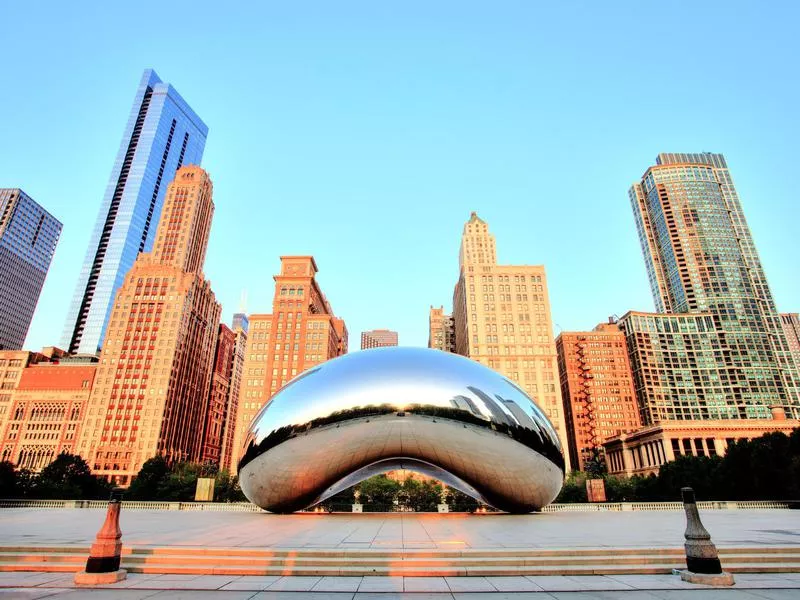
0,509,798,597
1,571,800,598
0,508,798,549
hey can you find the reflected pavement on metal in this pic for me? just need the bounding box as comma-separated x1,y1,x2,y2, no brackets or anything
238,347,565,513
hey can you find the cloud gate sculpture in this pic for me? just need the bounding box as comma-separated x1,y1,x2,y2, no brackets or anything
238,347,565,513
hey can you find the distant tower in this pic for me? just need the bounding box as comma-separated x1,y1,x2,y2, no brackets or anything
77,166,220,484
628,153,799,420
219,313,248,473
428,306,455,353
0,189,62,350
360,329,398,350
232,257,347,469
63,69,208,355
451,212,570,468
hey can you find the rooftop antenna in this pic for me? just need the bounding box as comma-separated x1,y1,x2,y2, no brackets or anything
238,289,248,313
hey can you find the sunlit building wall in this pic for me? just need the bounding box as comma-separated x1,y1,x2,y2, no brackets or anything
0,361,96,471
231,257,347,469
428,306,455,353
76,166,221,484
361,329,398,350
556,321,641,471
451,213,570,466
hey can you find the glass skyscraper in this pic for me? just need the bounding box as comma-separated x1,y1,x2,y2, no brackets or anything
0,189,62,350
62,69,208,355
625,153,799,422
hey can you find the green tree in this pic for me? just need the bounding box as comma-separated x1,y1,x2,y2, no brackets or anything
319,485,356,511
358,475,400,511
214,470,246,503
0,461,18,497
127,456,170,500
156,462,203,501
36,453,111,499
398,477,442,512
555,471,587,503
444,487,479,512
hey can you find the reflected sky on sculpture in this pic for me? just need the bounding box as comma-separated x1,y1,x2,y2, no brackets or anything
238,347,565,513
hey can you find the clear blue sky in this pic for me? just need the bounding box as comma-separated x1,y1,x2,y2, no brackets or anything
3,1,798,351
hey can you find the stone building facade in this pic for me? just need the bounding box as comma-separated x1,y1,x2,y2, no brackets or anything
76,166,221,484
231,256,347,469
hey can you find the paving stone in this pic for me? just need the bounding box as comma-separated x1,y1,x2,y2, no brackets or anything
445,576,495,592
265,576,321,591
403,577,450,592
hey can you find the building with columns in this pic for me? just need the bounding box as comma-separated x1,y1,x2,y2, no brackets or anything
231,256,347,470
428,306,455,353
556,320,641,471
604,411,800,477
450,213,570,465
76,166,221,484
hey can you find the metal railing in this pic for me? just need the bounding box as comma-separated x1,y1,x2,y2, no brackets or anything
0,499,795,511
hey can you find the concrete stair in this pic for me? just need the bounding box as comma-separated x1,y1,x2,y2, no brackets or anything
0,546,799,576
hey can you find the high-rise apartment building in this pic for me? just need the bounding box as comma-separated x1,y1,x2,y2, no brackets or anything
76,166,221,484
0,360,96,470
428,306,455,353
555,321,641,471
781,313,800,368
451,213,570,463
219,313,248,473
361,329,398,350
0,189,62,350
63,69,208,355
231,256,347,469
629,153,799,421
201,325,235,465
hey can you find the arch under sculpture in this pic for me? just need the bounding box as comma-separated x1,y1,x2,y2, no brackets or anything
238,347,565,513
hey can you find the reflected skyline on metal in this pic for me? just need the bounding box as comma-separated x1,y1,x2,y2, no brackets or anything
238,347,565,513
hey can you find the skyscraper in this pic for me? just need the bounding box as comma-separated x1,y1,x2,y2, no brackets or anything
0,189,62,350
360,329,398,349
628,153,799,421
556,320,641,470
63,69,208,355
781,313,800,368
219,313,248,473
428,306,456,353
231,256,347,469
201,324,235,465
76,166,220,484
451,213,570,464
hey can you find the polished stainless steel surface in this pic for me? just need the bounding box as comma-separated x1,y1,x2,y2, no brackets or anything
238,347,564,513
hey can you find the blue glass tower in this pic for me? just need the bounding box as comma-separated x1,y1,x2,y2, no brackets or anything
62,69,208,355
0,189,62,350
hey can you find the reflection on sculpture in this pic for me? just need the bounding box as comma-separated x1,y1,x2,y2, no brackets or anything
238,347,565,513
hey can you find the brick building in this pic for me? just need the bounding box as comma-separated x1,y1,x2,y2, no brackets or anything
556,321,641,471
231,256,347,470
76,166,221,484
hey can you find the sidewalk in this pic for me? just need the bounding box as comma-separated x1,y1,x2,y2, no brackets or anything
1,572,799,599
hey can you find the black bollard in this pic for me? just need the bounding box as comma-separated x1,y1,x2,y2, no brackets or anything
676,487,734,586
